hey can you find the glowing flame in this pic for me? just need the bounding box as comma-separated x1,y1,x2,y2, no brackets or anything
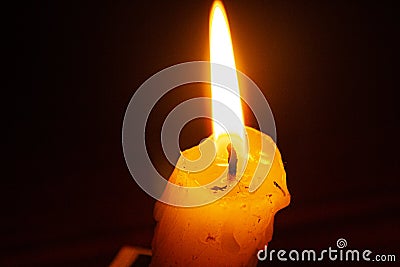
210,1,245,141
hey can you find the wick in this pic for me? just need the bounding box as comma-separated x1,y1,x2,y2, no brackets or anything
227,144,237,181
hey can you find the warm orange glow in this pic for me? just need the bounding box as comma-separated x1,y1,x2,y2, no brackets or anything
209,1,245,141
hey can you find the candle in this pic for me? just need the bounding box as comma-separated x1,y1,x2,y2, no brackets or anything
150,1,290,266
151,128,290,266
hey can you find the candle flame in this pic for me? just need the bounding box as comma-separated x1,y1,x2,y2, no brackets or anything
209,1,245,141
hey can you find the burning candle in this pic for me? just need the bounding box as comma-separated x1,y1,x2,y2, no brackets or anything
150,1,290,266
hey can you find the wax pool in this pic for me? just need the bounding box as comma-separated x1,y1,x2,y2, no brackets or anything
150,126,290,266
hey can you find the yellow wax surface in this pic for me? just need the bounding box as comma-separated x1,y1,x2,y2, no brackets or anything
151,126,290,266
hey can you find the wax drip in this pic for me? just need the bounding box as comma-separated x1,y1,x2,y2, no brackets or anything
273,181,286,196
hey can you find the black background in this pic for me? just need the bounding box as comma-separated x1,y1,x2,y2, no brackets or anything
3,0,398,266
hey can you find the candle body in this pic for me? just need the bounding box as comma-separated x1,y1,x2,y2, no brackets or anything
151,127,290,266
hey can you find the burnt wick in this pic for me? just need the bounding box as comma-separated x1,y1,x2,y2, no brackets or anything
227,144,237,181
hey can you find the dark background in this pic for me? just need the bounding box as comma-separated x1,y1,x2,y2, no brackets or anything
3,0,398,266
